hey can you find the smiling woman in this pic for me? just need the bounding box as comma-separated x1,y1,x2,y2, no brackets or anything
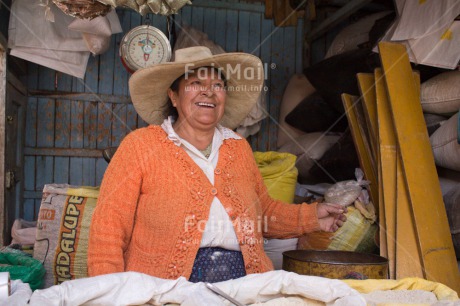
87,46,348,284
167,67,227,150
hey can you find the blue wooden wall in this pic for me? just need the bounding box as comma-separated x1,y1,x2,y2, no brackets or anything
22,1,305,220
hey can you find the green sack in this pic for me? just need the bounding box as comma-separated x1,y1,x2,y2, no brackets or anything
0,248,45,290
254,151,298,203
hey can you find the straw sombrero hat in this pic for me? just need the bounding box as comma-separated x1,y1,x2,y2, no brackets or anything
129,46,264,130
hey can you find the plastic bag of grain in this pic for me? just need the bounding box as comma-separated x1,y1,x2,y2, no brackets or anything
298,200,378,254
254,152,299,269
324,168,370,207
33,184,99,288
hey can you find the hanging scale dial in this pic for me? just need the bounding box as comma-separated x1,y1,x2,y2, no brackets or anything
120,25,172,73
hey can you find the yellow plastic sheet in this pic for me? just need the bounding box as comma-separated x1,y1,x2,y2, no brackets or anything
343,277,459,302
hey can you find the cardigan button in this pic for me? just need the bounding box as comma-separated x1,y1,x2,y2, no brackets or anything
214,168,221,175
211,188,218,195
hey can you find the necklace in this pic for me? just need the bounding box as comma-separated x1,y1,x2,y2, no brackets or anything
199,142,212,158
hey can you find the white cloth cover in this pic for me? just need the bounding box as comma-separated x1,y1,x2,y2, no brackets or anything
374,0,460,69
8,0,122,78
6,271,366,306
390,0,460,41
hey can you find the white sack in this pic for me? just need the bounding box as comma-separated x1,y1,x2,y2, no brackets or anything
430,113,460,172
421,71,460,115
263,238,298,270
10,219,37,246
5,280,33,306
25,270,366,306
325,11,392,59
277,75,314,148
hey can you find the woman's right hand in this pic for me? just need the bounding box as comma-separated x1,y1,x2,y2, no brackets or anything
316,202,347,232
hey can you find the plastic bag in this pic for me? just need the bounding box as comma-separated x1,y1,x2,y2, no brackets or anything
253,151,298,203
0,247,45,290
324,168,370,206
11,219,37,246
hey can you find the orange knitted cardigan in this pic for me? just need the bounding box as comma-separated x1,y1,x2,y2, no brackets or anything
87,125,320,280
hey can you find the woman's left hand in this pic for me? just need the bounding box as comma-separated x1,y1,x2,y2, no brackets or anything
316,203,347,232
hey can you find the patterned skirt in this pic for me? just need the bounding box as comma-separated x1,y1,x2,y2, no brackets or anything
189,247,247,283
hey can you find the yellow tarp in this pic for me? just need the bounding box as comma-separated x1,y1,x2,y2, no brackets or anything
343,277,459,301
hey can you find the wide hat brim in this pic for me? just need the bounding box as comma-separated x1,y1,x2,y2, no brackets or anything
129,52,264,130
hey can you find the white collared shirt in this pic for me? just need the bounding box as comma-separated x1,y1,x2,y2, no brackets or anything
161,117,242,251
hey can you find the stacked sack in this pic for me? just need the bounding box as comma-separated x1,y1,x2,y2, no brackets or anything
421,71,460,260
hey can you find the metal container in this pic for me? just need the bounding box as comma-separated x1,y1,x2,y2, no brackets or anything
282,250,389,279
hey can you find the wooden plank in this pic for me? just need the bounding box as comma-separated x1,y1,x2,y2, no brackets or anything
82,158,96,186
28,90,132,104
69,157,83,186
36,66,55,193
35,156,53,192
54,73,71,185
269,27,284,150
204,8,217,43
191,0,265,13
374,68,396,279
238,11,250,52
85,56,99,94
258,17,273,151
23,191,42,199
70,101,84,185
96,101,112,150
295,18,303,74
225,8,238,52
308,0,372,40
24,147,102,158
96,158,108,186
379,42,460,291
23,199,35,221
395,154,424,279
247,10,262,149
357,73,378,160
111,104,127,147
265,0,273,19
341,93,378,204
214,8,227,49
84,102,98,149
178,5,192,27
113,10,130,98
192,6,204,31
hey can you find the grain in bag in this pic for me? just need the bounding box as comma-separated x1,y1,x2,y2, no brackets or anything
33,184,99,288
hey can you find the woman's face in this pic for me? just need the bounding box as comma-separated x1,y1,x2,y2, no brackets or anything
168,67,226,131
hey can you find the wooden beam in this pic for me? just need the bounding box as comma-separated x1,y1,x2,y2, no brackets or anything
307,0,372,40
191,0,266,13
24,147,103,158
357,73,378,160
341,93,378,205
28,90,132,104
379,42,460,292
374,68,397,279
0,41,6,246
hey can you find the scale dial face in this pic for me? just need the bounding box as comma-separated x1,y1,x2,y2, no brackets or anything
120,25,172,73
